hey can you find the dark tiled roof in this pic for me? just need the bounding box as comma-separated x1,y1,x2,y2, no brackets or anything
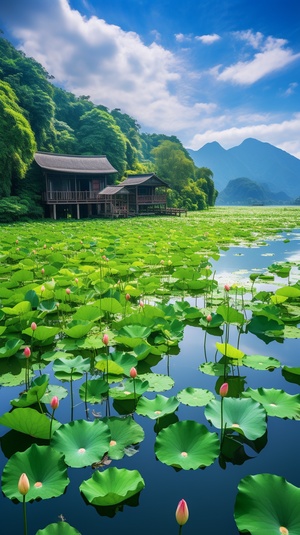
99,186,129,195
34,152,117,174
121,174,169,187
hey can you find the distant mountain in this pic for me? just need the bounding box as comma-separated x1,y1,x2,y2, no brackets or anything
188,138,300,200
217,177,291,206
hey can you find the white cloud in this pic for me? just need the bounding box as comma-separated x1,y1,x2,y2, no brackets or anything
188,113,300,159
215,31,300,85
284,82,298,96
175,33,192,42
196,33,220,45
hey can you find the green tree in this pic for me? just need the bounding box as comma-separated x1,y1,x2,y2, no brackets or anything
0,81,36,197
151,140,195,191
76,108,127,178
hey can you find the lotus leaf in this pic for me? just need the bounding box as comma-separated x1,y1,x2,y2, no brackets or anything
155,420,219,469
53,356,90,381
138,373,175,392
242,354,281,370
0,408,61,439
36,522,82,534
199,362,230,376
177,387,215,407
215,342,244,359
109,378,149,400
205,398,267,440
79,378,109,403
51,419,110,467
234,473,300,535
1,444,69,502
79,467,145,506
11,374,49,407
242,387,300,419
102,416,145,459
136,394,179,419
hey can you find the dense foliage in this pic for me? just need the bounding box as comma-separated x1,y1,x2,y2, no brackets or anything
0,36,217,220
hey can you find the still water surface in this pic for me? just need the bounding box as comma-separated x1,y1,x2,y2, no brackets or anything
1,231,300,534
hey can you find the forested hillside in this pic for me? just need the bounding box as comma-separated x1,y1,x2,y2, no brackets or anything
0,36,217,221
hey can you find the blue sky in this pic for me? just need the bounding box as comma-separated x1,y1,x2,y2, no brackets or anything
1,0,300,157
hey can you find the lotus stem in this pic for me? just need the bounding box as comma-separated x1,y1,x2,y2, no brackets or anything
70,370,74,422
22,495,28,535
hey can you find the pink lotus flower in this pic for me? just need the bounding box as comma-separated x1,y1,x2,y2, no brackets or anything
175,499,189,526
41,268,45,275
41,285,45,293
102,334,109,346
125,293,130,301
23,347,31,358
206,314,212,322
139,300,144,308
224,284,230,292
219,383,229,397
130,367,137,379
31,322,37,331
50,396,59,410
18,473,30,496
66,288,71,295
74,277,79,284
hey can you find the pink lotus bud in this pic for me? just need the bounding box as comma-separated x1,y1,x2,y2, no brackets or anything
66,288,71,295
102,334,109,346
224,284,230,292
160,259,164,265
139,300,144,308
219,383,229,397
23,347,31,358
175,499,189,526
31,322,37,331
43,244,47,249
41,268,45,275
16,239,19,244
206,314,212,322
50,396,59,410
18,473,30,495
75,278,79,284
130,367,137,379
41,285,45,293
125,293,130,301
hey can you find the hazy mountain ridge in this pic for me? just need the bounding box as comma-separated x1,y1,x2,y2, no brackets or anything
217,177,291,206
188,138,300,200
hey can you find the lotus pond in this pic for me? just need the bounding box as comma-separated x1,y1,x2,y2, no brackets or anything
0,206,300,535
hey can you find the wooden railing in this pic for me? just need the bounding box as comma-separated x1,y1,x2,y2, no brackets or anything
137,195,167,204
44,191,100,203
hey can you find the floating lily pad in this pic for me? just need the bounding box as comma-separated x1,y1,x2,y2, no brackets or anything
79,467,145,506
242,354,281,371
155,420,219,469
138,373,175,392
136,394,179,419
205,398,267,440
234,473,300,535
177,387,215,407
199,362,230,376
282,366,300,386
40,385,69,404
242,387,300,419
36,522,81,534
102,416,145,460
0,339,23,359
1,444,69,502
109,378,149,400
51,419,110,468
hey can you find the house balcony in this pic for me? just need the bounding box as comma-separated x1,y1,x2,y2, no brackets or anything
136,195,167,204
44,191,100,204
